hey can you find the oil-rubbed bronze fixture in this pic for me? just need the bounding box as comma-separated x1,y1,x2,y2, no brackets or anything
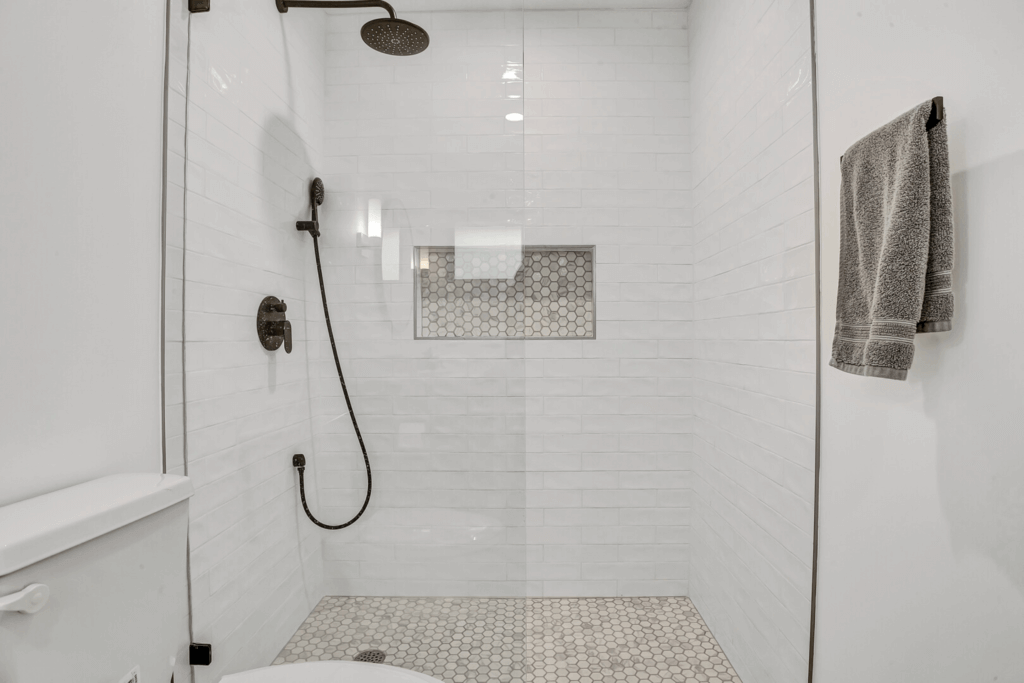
257,296,292,353
292,177,374,530
276,0,428,56
189,0,430,58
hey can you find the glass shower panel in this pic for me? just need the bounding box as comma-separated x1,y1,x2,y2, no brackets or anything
311,4,527,600
519,5,694,602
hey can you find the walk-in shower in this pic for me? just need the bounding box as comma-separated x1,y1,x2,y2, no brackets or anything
160,1,822,682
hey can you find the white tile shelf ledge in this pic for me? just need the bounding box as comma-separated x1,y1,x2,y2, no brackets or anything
416,246,595,340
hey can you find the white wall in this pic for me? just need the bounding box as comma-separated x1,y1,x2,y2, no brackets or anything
0,0,166,506
316,8,692,597
175,1,328,679
688,0,816,681
814,1,1024,681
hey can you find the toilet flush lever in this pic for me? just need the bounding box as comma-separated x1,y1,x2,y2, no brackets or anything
0,583,50,614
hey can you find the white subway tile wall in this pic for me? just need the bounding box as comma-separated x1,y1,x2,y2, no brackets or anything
523,8,692,598
176,1,328,680
316,8,692,597
688,0,816,681
313,9,530,599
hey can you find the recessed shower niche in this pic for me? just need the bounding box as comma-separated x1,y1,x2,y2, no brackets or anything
415,247,595,339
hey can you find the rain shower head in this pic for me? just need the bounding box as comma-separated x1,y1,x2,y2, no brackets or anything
361,17,429,56
276,0,429,56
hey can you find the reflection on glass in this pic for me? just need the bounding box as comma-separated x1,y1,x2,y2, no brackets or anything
454,226,522,280
381,227,399,281
367,197,381,238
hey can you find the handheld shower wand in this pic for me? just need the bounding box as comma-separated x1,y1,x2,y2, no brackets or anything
296,178,323,238
294,177,372,530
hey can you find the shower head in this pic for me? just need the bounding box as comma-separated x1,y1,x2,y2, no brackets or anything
276,0,429,56
311,177,325,206
360,17,429,56
296,178,325,237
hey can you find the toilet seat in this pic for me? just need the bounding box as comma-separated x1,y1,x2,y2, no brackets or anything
220,661,445,683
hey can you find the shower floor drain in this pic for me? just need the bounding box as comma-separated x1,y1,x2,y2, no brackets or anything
354,649,387,664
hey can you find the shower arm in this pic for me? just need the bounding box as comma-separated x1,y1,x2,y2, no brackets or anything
275,0,396,17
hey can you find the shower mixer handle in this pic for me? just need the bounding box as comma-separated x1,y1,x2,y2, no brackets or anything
257,296,293,353
265,320,293,354
266,301,288,319
273,320,293,354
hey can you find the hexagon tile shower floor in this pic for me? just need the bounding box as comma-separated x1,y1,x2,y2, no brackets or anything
274,597,741,683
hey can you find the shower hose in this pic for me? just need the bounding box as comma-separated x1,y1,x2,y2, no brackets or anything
294,231,372,529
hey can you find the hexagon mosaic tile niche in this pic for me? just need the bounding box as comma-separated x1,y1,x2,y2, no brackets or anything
417,248,595,339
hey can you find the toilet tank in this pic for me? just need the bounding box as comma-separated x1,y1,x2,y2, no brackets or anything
0,474,193,683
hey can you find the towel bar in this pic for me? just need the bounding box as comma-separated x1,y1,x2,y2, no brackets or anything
842,97,944,162
926,96,944,131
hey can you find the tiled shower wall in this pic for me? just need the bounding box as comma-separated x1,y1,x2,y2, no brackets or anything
314,8,692,597
521,8,692,597
688,0,816,681
309,9,529,598
174,1,328,679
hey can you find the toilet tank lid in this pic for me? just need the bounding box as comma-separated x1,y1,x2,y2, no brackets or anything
0,473,193,576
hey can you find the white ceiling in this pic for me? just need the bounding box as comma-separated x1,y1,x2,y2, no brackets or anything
329,0,690,13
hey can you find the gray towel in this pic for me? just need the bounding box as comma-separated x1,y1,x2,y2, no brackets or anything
831,100,954,381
